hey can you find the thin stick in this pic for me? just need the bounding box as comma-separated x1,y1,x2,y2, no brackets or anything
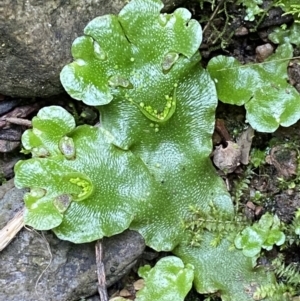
0,208,24,251
5,117,32,127
95,240,109,301
202,0,226,34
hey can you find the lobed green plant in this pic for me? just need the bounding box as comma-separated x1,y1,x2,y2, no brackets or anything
237,0,300,24
14,0,299,300
268,0,300,48
237,0,264,21
234,213,286,257
269,23,300,46
136,256,194,301
207,43,300,133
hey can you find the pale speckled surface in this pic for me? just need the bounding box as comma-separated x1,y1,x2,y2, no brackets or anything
0,0,184,97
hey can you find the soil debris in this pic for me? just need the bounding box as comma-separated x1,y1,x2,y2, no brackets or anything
266,145,297,179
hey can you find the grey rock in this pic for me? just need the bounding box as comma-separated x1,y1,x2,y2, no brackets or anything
0,178,15,200
0,182,145,301
0,153,24,180
85,296,100,301
0,0,183,98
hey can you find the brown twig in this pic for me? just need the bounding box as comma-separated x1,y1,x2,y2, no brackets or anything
95,240,108,301
0,208,24,251
0,103,41,129
202,0,226,35
215,119,232,142
5,117,32,127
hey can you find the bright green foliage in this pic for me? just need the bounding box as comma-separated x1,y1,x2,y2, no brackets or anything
174,233,277,301
237,0,264,21
21,106,76,157
136,256,194,301
273,254,300,287
16,106,171,240
254,282,295,301
15,0,279,300
250,148,266,168
276,0,300,22
60,0,201,114
254,253,300,300
277,0,300,10
234,213,286,257
182,204,248,247
207,43,300,133
291,208,300,237
16,104,229,249
269,23,300,46
16,0,233,251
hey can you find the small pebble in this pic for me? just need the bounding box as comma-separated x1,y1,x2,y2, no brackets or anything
255,206,263,217
246,201,256,211
256,43,274,62
235,26,249,36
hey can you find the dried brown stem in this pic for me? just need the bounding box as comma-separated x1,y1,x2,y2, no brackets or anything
202,0,226,35
0,208,24,251
5,117,32,127
95,240,108,301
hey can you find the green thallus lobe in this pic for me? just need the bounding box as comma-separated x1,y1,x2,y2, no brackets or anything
137,84,177,123
112,76,178,123
69,177,93,200
15,0,281,298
